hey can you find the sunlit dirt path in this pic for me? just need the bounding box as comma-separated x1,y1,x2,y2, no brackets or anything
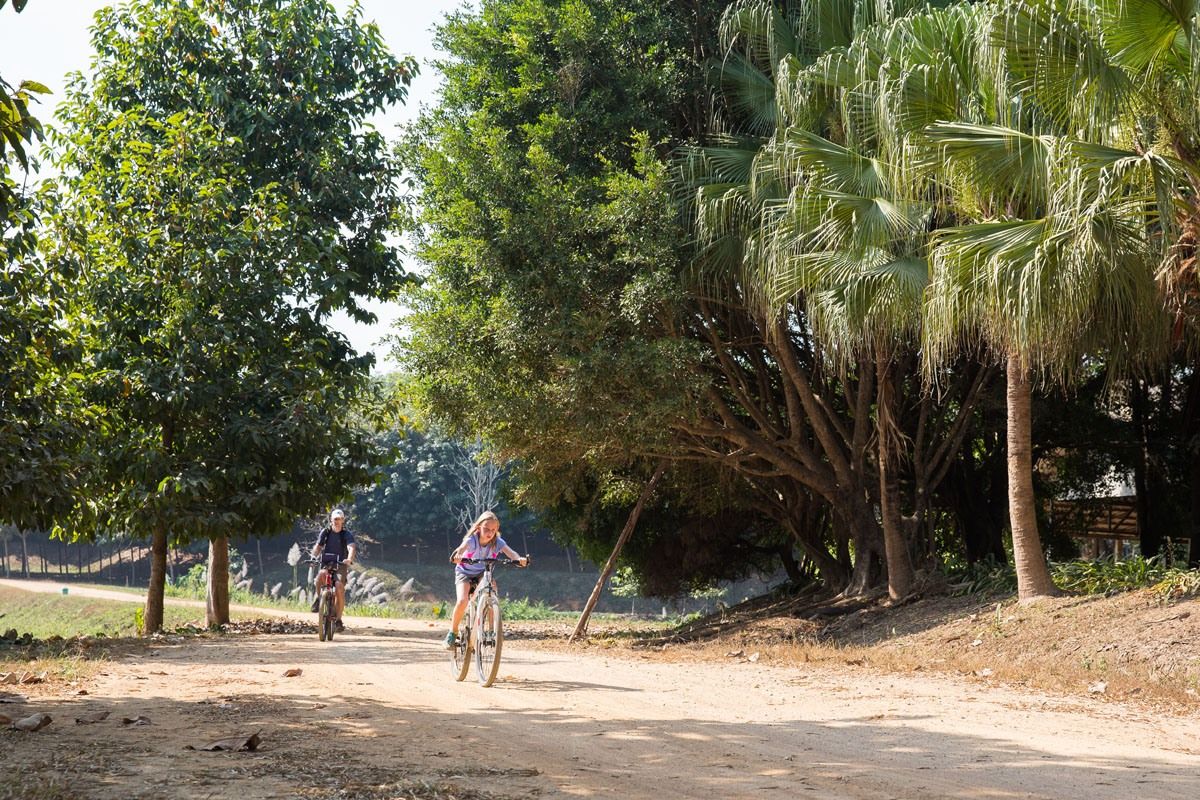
3,577,1200,799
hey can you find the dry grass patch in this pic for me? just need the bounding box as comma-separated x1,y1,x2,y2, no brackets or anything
518,586,1200,710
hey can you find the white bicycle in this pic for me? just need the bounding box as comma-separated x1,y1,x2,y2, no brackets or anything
449,557,526,687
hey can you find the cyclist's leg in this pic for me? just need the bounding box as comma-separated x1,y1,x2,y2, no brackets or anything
335,564,349,621
450,576,472,630
447,574,473,646
448,573,480,647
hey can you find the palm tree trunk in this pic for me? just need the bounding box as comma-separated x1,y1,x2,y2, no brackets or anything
144,525,168,635
1006,355,1059,601
206,534,230,627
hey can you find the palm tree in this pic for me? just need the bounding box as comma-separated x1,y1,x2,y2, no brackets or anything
920,122,1167,601
682,0,969,599
770,1,1169,601
993,0,1200,566
682,0,902,595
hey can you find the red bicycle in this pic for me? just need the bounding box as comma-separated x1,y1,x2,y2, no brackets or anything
308,556,342,642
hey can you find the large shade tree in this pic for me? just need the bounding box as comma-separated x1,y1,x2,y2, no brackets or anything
397,0,768,594
1,0,91,539
679,0,996,597
706,0,1171,602
49,0,416,632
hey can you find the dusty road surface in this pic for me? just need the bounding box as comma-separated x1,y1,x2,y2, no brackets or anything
3,580,1200,800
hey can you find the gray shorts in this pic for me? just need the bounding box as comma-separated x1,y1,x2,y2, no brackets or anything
454,571,481,588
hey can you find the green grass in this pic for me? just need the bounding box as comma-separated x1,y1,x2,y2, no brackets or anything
0,586,223,639
502,596,571,620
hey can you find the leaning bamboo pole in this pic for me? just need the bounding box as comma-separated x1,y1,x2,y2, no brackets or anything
569,462,666,643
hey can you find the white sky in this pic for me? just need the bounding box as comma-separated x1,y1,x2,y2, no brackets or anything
0,0,471,372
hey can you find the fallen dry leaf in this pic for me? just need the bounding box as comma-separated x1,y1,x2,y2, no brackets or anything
75,711,111,725
0,672,18,685
1088,681,1108,694
19,671,47,685
11,713,52,732
283,668,302,677
122,715,152,726
186,731,261,752
747,652,760,663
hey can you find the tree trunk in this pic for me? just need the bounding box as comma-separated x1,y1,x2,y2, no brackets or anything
1006,356,1059,601
842,501,885,596
1182,366,1200,568
1132,378,1167,559
946,447,1008,565
570,462,666,642
877,354,914,600
144,526,168,635
206,535,231,627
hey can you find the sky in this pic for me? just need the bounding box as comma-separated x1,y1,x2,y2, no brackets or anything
0,0,471,371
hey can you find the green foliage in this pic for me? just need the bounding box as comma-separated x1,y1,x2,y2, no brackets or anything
947,557,1018,597
1053,555,1169,596
609,565,641,599
0,4,93,533
1152,569,1200,602
44,0,418,547
501,596,563,621
352,428,463,540
348,422,553,560
168,563,209,598
950,554,1200,600
397,0,724,506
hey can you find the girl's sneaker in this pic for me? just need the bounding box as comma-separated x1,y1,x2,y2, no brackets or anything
444,631,457,649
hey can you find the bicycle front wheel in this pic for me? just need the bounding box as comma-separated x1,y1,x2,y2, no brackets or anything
474,598,503,687
319,593,333,642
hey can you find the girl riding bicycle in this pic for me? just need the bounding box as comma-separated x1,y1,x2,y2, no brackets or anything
445,510,526,648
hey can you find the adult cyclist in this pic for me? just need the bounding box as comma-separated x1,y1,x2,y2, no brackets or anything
311,508,356,632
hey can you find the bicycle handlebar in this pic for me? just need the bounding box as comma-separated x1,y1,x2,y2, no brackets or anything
455,556,529,567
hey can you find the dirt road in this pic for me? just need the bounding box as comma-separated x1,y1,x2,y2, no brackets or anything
4,579,1200,799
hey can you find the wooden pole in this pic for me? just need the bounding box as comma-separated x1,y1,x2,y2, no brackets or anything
569,462,666,643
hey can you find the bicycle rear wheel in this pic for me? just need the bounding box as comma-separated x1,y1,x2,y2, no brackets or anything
451,615,472,681
474,598,503,687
